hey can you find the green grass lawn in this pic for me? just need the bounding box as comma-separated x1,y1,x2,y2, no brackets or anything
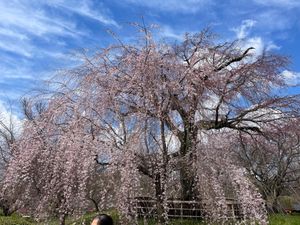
1,213,300,224
0,213,35,225
269,214,300,225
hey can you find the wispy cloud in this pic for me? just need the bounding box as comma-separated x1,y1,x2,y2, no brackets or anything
0,0,82,57
0,38,33,58
0,0,118,105
232,21,264,57
0,100,23,135
1,0,300,109
281,70,300,85
232,20,281,59
122,0,213,13
160,25,184,40
1,63,38,80
0,0,117,57
240,37,280,58
253,0,300,8
232,19,256,39
0,27,29,41
266,42,280,51
46,0,119,27
0,1,80,38
256,10,294,31
243,37,264,56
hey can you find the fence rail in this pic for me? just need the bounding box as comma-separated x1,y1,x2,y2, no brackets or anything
133,198,241,220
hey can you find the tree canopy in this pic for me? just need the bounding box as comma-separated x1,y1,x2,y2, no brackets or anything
2,25,300,225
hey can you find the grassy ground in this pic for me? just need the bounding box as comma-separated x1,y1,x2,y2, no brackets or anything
0,213,35,225
136,215,300,225
269,214,300,225
1,212,300,224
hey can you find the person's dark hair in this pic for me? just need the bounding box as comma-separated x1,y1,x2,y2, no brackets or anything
92,214,113,225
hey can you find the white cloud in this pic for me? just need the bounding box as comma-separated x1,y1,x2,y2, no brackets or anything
244,37,264,56
265,42,280,51
232,19,256,39
0,1,80,38
160,26,183,40
0,0,118,58
0,0,83,57
281,70,300,85
0,66,34,80
123,0,213,13
0,38,33,58
232,21,264,57
238,36,280,59
46,0,119,27
245,38,279,55
254,0,300,8
232,19,281,60
0,101,23,136
0,27,29,41
256,10,293,31
0,0,101,97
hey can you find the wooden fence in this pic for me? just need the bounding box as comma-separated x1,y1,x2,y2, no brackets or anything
133,198,241,220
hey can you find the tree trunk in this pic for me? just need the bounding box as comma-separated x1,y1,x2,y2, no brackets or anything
179,163,195,200
59,213,66,225
155,172,167,224
153,119,169,224
0,199,13,216
178,127,197,201
1,206,12,216
271,188,283,213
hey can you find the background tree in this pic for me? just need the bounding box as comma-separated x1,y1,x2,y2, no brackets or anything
234,119,300,212
0,105,21,216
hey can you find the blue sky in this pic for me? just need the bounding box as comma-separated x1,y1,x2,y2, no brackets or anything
1,0,300,116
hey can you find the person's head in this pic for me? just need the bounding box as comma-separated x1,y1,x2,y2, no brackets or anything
91,214,113,225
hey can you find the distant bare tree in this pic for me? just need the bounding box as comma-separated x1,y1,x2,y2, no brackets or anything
0,99,48,216
235,120,300,212
0,105,19,216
